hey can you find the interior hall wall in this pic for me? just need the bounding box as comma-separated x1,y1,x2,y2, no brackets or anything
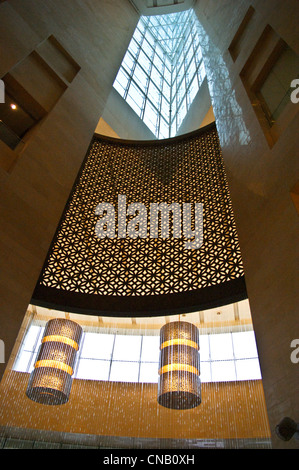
193,0,299,448
0,0,139,380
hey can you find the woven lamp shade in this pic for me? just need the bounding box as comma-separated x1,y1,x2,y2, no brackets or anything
158,321,201,409
26,319,82,405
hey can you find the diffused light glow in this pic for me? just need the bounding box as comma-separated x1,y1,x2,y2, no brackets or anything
10,104,17,110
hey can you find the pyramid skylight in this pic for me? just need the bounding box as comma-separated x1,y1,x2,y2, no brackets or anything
113,9,206,139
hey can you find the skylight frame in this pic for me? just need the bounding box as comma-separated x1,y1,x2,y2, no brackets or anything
113,8,206,140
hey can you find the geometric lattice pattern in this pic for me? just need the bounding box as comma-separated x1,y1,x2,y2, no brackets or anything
39,125,244,296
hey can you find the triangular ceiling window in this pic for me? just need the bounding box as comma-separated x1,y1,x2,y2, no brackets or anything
113,9,206,139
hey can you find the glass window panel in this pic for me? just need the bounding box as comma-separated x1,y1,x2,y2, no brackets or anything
132,67,148,95
112,335,142,361
141,336,160,362
28,350,39,372
164,65,171,85
177,64,184,86
176,98,187,129
113,79,126,98
158,116,169,139
187,74,199,108
113,69,129,97
160,97,170,122
14,350,33,372
138,50,151,75
211,360,236,382
143,99,158,135
232,331,258,359
127,82,145,116
185,33,192,52
110,361,139,383
210,333,234,361
22,325,42,351
199,335,210,361
133,27,143,44
186,59,197,87
235,359,262,381
142,38,154,59
126,95,142,117
150,66,162,90
76,359,110,381
137,21,146,35
200,361,212,383
122,51,135,75
153,53,163,72
185,44,194,67
155,43,165,60
139,362,158,383
147,81,160,107
162,81,170,102
128,38,139,58
176,80,185,105
80,332,114,360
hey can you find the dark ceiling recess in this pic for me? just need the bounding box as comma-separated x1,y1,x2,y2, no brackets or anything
32,123,247,317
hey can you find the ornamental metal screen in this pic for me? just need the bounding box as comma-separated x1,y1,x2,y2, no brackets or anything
33,124,246,315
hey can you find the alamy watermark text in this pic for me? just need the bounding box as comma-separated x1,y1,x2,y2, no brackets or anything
95,195,203,250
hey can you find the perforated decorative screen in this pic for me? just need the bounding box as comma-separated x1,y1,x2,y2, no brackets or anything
32,123,246,316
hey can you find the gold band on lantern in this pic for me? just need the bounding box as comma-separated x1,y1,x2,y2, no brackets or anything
158,363,199,375
42,335,79,351
34,360,74,376
161,338,199,350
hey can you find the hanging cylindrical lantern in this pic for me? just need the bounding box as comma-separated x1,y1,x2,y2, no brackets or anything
26,318,82,405
158,321,201,409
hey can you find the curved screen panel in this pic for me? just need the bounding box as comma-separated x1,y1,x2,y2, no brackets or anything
32,123,246,316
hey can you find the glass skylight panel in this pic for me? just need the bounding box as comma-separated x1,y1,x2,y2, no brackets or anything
22,324,43,351
210,333,234,361
211,360,236,382
200,362,212,383
232,331,259,359
141,336,160,363
112,334,142,362
235,358,261,381
110,361,140,383
113,68,129,97
139,362,158,383
199,334,210,361
127,83,144,117
14,350,34,373
113,9,206,139
76,358,110,381
80,332,114,360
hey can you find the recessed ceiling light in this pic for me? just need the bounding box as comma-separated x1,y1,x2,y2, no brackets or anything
10,103,17,110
